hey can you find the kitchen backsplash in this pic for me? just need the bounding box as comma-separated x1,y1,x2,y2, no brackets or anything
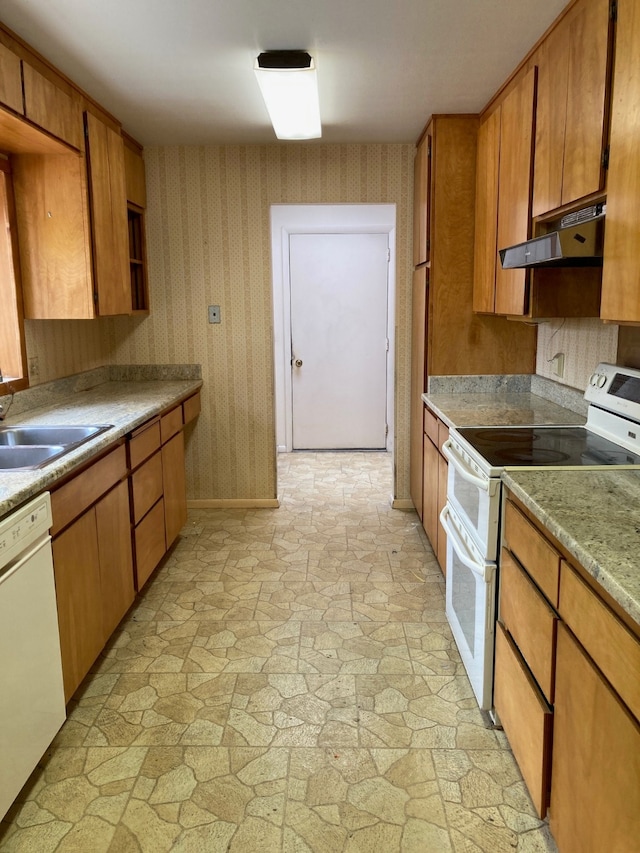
24,319,113,386
535,318,619,391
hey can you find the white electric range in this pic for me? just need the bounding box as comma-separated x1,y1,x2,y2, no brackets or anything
438,362,640,710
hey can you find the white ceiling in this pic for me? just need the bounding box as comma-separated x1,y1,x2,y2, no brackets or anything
0,0,568,146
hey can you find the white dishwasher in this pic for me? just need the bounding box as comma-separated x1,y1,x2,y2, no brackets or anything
0,493,66,819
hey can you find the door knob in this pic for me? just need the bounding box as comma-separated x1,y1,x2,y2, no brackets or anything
294,359,303,367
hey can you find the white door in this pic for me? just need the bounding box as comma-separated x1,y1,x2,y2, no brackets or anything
289,232,389,450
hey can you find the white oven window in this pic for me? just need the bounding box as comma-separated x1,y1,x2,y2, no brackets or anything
451,554,477,655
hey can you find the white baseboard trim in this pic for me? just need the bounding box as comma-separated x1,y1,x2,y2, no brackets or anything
187,499,280,509
390,498,415,510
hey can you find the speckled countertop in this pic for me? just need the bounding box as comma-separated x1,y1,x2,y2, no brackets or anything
503,469,640,627
422,390,585,430
0,376,202,518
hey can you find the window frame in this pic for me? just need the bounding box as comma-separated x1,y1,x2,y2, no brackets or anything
0,155,28,393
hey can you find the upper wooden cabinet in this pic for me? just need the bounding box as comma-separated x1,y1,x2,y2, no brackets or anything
85,111,130,315
123,139,146,208
22,63,83,151
413,130,431,266
13,151,95,319
123,136,149,312
495,68,537,316
472,108,501,313
15,115,132,319
601,0,640,323
0,43,23,114
474,69,537,316
532,0,612,218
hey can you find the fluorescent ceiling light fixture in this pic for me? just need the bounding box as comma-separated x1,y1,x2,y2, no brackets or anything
254,51,321,140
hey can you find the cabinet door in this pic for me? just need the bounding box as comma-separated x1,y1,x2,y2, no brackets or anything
85,112,131,315
413,130,431,266
410,269,428,518
13,152,94,319
601,0,640,323
163,430,187,547
96,480,135,638
495,68,536,316
422,433,439,550
473,108,501,313
562,0,611,206
532,21,569,216
0,43,24,114
550,624,640,853
22,63,83,150
52,509,103,702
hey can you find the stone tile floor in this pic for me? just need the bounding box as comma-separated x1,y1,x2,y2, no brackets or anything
0,452,558,852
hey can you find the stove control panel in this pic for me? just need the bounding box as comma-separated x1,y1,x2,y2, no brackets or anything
584,363,640,426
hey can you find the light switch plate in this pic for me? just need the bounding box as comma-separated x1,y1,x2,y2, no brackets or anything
208,305,221,324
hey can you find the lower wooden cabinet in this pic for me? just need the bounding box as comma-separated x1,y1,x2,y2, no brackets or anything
550,624,640,853
52,461,134,701
129,396,195,590
163,430,187,547
498,489,640,851
422,407,448,573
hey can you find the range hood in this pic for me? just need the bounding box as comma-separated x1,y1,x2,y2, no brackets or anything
499,204,605,269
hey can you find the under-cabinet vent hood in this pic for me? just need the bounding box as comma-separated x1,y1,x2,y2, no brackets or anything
499,204,605,270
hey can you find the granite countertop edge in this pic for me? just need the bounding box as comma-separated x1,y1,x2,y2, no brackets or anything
0,377,203,518
502,472,640,627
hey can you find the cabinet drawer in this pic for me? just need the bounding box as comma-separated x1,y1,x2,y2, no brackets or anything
494,623,552,819
503,500,560,606
129,419,160,469
131,450,163,524
160,405,182,444
559,562,640,721
51,444,126,535
183,392,201,425
500,548,557,702
424,407,439,446
134,497,166,591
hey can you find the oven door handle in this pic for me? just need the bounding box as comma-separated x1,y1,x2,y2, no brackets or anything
439,506,494,582
441,439,490,492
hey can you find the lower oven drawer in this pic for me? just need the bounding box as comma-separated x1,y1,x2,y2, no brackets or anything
494,622,552,819
440,504,496,711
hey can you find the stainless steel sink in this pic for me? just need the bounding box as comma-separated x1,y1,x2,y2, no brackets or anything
0,424,113,471
0,445,66,470
0,425,110,447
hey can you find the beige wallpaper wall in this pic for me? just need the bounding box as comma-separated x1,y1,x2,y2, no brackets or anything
25,318,113,385
535,318,619,390
110,144,415,502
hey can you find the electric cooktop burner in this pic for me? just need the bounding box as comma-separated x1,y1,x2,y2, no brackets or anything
456,425,640,468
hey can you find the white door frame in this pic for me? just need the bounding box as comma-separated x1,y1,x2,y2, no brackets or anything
271,204,396,454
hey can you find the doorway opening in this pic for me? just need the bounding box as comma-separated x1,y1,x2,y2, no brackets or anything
271,204,396,495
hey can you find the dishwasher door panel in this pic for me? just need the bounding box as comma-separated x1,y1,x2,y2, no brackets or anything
0,535,66,819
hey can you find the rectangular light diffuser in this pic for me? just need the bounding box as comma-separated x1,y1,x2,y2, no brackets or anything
254,51,321,140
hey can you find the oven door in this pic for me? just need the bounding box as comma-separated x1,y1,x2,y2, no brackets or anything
440,504,497,711
441,437,501,559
